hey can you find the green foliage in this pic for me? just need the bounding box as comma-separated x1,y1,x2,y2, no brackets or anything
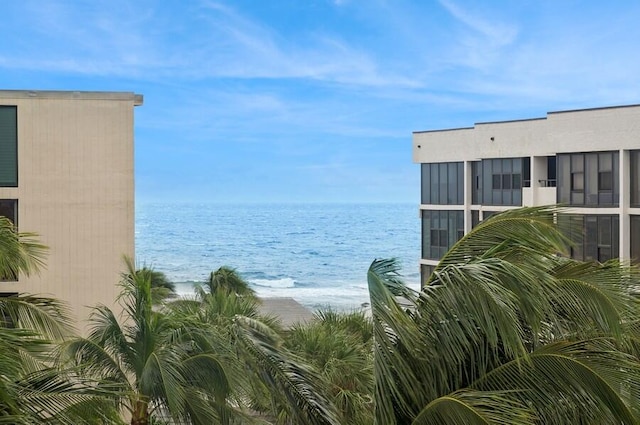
137,266,177,302
285,310,374,424
368,206,640,424
202,266,256,298
0,216,47,282
59,258,244,425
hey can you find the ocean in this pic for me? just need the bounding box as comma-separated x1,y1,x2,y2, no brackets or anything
135,203,420,310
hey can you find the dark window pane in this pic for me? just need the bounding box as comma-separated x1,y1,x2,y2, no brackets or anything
598,247,612,262
483,160,492,206
430,229,439,246
557,154,570,203
599,171,612,191
492,174,501,189
513,189,521,206
585,216,598,261
547,156,557,182
0,200,17,225
439,164,447,204
448,163,457,204
512,174,521,189
421,164,431,204
502,174,512,189
585,154,598,205
570,215,584,261
631,216,640,264
613,151,620,205
472,210,480,228
431,165,438,204
439,229,448,247
612,216,619,258
0,199,18,281
598,216,611,245
421,265,436,287
457,162,464,205
0,106,18,187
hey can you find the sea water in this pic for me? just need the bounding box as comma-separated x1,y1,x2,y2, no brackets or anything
136,203,420,310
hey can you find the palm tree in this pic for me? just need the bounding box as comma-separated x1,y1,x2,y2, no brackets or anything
204,266,256,298
0,216,46,281
169,267,341,425
285,310,374,424
59,258,239,425
137,266,177,302
368,206,640,424
0,216,120,424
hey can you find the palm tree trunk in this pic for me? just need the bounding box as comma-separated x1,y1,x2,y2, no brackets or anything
131,399,149,425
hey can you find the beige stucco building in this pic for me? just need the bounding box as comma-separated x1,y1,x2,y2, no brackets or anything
413,105,640,285
0,90,142,325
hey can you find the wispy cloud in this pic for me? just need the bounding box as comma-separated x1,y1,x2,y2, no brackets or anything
0,0,420,90
437,0,517,46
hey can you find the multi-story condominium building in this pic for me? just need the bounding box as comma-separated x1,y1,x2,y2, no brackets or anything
413,104,640,286
0,90,142,324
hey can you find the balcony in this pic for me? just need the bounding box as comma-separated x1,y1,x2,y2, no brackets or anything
522,180,557,206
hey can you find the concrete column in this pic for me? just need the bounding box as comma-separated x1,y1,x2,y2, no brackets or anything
620,149,630,261
464,160,472,234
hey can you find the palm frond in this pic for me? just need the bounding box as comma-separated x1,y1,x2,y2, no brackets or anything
234,315,341,425
412,391,532,425
0,216,47,279
473,338,640,423
0,294,72,340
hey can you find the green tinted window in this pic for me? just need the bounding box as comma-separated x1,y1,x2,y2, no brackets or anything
0,107,17,187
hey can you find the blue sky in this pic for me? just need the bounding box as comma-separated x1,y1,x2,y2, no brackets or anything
1,1,639,203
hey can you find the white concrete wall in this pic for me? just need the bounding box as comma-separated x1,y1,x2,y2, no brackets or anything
414,105,640,163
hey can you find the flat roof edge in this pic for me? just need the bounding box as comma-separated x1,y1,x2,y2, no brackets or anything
548,103,640,114
0,89,143,103
476,116,546,125
413,126,474,134
415,103,640,134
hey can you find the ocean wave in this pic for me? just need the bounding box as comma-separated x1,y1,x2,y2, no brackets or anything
250,277,296,288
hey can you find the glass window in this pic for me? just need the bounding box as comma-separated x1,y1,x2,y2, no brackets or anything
502,174,511,190
0,199,18,281
480,158,525,206
547,156,557,187
422,210,464,260
571,172,584,191
512,174,521,189
631,216,640,264
447,164,457,204
0,106,17,187
492,174,501,189
421,264,436,287
0,199,17,226
420,163,464,205
559,213,619,262
598,171,613,191
472,161,482,204
439,164,447,204
471,210,480,228
631,151,640,207
557,152,618,207
421,164,431,204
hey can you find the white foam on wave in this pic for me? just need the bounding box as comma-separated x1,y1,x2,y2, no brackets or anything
250,277,296,289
